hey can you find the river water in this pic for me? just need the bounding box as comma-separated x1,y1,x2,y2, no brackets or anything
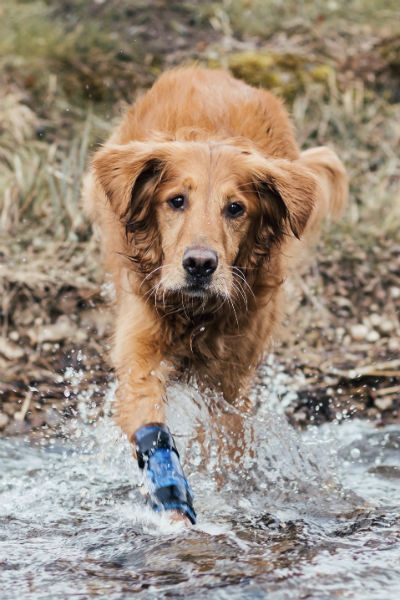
1,377,400,599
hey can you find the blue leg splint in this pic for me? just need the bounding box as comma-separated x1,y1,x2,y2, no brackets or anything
134,424,196,524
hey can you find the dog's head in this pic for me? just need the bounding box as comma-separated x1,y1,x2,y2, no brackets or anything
93,140,317,307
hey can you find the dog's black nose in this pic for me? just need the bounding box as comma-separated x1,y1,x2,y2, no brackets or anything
182,247,218,279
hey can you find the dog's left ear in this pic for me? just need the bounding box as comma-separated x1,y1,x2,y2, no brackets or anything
92,141,166,217
253,158,318,240
92,141,168,272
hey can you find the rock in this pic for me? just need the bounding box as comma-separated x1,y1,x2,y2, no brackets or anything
366,330,380,343
0,337,24,360
388,338,400,352
379,319,393,334
336,327,345,340
30,413,46,429
374,396,393,411
369,314,394,335
1,402,17,416
367,407,378,419
390,287,400,299
0,413,9,429
350,324,368,341
293,410,308,423
44,408,62,428
5,420,30,435
29,315,86,344
369,313,382,328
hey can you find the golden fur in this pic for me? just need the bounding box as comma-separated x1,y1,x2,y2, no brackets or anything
82,67,348,438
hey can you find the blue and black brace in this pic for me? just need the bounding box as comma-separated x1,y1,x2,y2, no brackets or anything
134,423,196,524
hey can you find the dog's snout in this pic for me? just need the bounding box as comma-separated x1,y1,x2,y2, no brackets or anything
182,246,218,279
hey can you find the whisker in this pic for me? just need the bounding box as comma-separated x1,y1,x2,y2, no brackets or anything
161,304,186,318
142,281,160,307
231,279,248,310
210,294,226,315
230,266,256,301
235,277,254,302
228,295,239,329
180,290,190,320
232,265,258,271
223,281,239,328
139,263,177,293
138,265,164,291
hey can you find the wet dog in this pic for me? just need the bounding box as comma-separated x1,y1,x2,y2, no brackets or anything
82,67,348,523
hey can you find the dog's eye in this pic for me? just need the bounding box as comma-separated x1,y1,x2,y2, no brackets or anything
226,202,245,218
168,195,186,210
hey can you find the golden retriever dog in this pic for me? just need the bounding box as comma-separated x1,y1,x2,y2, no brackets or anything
82,67,348,524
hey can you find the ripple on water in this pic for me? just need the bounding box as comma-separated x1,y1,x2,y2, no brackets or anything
1,383,400,600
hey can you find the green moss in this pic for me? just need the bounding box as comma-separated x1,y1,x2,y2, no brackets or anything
226,51,335,102
310,65,335,84
228,52,281,89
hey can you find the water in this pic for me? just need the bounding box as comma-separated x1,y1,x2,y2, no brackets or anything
1,381,400,599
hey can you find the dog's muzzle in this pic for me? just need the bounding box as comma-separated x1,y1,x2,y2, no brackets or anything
182,246,218,279
182,246,218,293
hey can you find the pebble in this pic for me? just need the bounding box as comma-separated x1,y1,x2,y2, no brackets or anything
2,402,17,416
336,327,345,340
29,315,86,345
4,420,29,435
30,413,46,429
350,324,368,341
369,313,382,328
0,337,24,360
369,314,393,335
379,320,392,334
367,407,378,419
44,408,61,428
293,410,307,423
374,396,393,411
366,330,380,343
0,413,9,429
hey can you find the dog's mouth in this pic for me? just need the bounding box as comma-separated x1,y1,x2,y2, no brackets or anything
156,270,227,303
180,270,225,298
182,281,211,298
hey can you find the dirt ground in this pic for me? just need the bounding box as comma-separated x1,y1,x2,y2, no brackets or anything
0,0,399,437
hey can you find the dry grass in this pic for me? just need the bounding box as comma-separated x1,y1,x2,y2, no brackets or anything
0,0,399,434
202,0,400,37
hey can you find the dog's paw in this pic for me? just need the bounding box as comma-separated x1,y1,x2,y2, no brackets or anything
135,424,197,524
167,510,193,527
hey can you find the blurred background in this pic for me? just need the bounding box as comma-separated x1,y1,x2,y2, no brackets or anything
1,0,399,436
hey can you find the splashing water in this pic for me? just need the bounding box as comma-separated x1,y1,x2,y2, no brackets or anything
1,376,400,599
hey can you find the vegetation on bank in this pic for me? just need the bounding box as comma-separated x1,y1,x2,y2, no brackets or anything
0,0,399,435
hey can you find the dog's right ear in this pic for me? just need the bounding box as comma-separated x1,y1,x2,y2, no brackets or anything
92,141,165,217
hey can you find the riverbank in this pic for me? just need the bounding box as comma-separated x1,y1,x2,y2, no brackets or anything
1,0,399,436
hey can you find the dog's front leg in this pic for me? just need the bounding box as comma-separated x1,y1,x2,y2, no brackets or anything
112,298,196,524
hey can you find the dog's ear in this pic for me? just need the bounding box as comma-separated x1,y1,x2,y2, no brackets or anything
252,158,317,241
92,141,167,272
92,141,165,218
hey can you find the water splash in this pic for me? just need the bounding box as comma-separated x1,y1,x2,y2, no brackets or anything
1,378,400,599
